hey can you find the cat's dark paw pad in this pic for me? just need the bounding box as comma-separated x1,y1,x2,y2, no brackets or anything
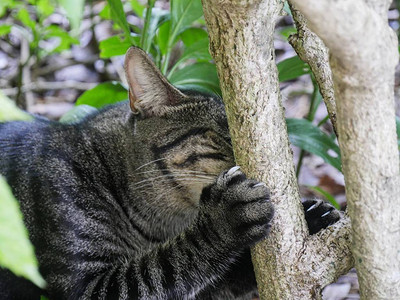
200,166,274,248
303,199,340,234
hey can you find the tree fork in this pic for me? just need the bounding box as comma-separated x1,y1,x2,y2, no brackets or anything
289,0,400,298
202,0,353,298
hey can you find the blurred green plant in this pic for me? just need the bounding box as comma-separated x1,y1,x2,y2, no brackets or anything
0,93,45,289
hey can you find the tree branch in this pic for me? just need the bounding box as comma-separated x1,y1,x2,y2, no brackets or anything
290,0,400,298
202,0,354,298
287,3,337,133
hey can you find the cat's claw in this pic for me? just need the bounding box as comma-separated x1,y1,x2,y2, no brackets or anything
199,169,274,249
303,199,340,234
227,166,241,176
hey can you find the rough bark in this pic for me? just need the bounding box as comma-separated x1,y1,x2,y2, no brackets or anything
202,0,353,299
288,0,400,299
287,4,337,133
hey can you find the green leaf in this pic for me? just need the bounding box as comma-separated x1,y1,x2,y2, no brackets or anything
99,2,111,19
0,0,16,17
179,27,208,47
75,82,128,108
142,7,170,53
287,118,342,171
157,20,171,55
306,186,341,210
168,37,212,77
170,0,203,37
0,176,46,288
57,0,84,33
44,25,79,54
59,105,98,123
0,91,33,122
396,116,400,149
178,37,211,63
131,0,145,17
169,62,221,96
107,0,131,39
278,26,297,40
99,35,134,58
36,0,54,17
16,8,36,30
0,24,12,36
277,55,311,82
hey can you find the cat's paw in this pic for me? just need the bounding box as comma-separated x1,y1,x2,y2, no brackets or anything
302,199,341,234
198,166,274,249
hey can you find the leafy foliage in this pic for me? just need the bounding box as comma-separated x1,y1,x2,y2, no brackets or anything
1,0,79,61
76,82,128,108
287,118,342,172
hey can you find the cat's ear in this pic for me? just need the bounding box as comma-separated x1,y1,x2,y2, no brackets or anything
124,47,186,117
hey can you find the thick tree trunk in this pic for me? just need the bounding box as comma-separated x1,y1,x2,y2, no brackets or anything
289,1,400,299
202,0,353,299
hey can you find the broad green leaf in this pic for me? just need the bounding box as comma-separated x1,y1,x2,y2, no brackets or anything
0,24,11,36
306,185,341,210
57,0,84,33
170,0,203,37
107,0,131,39
76,82,128,108
169,62,221,96
168,37,211,77
0,92,33,122
0,176,46,288
157,20,171,55
277,55,311,82
99,36,134,58
287,118,342,171
59,105,98,123
179,27,208,47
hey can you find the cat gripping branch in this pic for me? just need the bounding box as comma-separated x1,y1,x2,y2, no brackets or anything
0,47,339,299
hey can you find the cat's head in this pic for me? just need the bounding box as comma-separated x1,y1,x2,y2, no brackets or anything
124,47,234,208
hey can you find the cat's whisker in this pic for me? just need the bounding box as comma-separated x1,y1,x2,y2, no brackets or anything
132,174,214,187
135,169,212,176
131,177,213,192
134,158,168,171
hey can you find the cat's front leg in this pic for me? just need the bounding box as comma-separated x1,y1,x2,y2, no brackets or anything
78,167,273,299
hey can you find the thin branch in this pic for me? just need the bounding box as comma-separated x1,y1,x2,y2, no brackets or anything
32,58,98,78
2,81,97,96
288,3,337,133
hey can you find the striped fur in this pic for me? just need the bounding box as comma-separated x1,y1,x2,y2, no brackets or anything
0,97,273,299
0,48,338,299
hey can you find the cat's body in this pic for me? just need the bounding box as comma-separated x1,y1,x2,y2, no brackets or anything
0,47,339,299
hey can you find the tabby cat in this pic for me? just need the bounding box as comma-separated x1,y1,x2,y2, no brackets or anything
0,47,340,299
